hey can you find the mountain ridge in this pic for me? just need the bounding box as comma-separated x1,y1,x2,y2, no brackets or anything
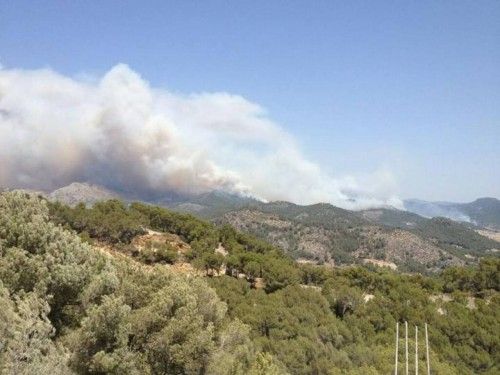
404,197,500,229
24,182,500,272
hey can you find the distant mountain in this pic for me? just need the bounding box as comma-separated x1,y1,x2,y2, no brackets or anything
44,182,500,231
171,190,259,217
42,182,499,271
44,183,257,212
151,192,500,270
404,197,500,230
212,202,499,272
360,206,498,252
48,182,120,206
459,198,500,229
359,207,427,228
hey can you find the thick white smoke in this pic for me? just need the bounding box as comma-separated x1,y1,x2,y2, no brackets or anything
0,64,401,209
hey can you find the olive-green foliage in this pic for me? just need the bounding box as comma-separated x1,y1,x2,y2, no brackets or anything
206,319,256,375
130,202,220,246
49,200,147,244
1,192,279,374
247,352,289,375
0,192,107,331
441,257,500,293
210,261,500,375
0,283,73,375
414,217,499,257
2,192,499,374
50,200,300,292
69,295,147,374
139,241,178,265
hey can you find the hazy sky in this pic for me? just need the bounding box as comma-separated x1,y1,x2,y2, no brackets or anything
1,1,499,202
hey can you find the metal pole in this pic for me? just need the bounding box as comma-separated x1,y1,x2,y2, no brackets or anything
395,322,399,375
425,323,430,375
415,326,418,375
405,321,408,375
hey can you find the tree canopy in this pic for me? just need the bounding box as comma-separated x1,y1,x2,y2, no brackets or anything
0,192,498,374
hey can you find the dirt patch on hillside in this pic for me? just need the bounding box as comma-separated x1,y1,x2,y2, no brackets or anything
476,229,500,243
362,258,397,270
132,231,191,254
94,239,203,277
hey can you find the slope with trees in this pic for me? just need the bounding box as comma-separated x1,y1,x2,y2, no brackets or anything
0,192,499,374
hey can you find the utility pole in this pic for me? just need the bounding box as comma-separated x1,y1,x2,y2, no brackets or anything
395,322,399,375
405,321,408,375
425,323,430,375
415,326,418,375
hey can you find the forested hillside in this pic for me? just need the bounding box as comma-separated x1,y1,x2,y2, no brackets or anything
28,184,500,273
1,192,499,374
214,203,498,273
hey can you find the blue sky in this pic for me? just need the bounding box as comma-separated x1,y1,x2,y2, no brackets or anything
1,1,499,201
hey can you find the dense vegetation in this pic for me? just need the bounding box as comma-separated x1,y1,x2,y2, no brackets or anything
215,203,499,271
1,192,499,374
48,200,300,293
413,217,499,257
209,260,499,374
215,203,375,264
361,208,500,256
1,193,286,374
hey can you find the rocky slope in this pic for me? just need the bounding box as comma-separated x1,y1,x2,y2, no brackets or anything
216,206,473,272
48,182,120,206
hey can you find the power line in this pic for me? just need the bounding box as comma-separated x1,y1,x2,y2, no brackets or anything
394,322,430,374
425,323,430,375
395,322,399,375
415,325,418,375
405,321,409,375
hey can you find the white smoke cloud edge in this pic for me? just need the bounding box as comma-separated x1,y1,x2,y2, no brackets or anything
0,64,402,210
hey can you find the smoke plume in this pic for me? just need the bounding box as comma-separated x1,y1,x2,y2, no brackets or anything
0,64,401,209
